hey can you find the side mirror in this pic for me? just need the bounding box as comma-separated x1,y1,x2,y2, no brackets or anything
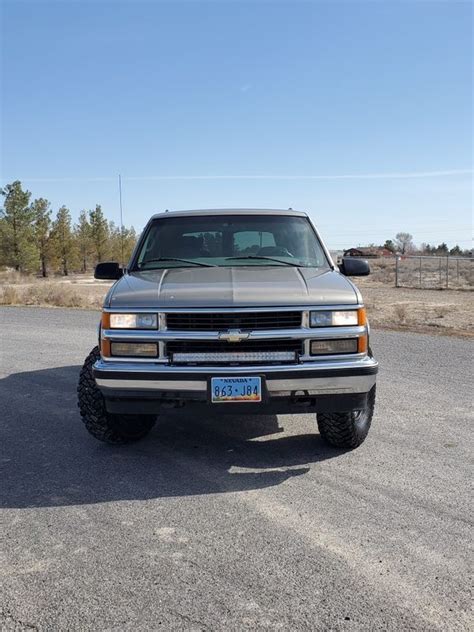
94,262,123,280
339,257,370,276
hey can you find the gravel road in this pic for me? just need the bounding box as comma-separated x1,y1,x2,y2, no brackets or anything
0,307,472,631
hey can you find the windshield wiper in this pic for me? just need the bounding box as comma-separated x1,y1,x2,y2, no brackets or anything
139,257,216,268
225,255,302,267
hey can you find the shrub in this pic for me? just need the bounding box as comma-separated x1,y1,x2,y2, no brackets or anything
394,303,407,323
0,285,19,305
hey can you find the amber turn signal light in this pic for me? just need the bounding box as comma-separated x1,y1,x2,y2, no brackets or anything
100,338,111,357
358,335,368,353
101,312,111,329
358,308,367,326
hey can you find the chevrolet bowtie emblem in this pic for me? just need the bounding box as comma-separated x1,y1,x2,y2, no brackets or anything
218,329,250,343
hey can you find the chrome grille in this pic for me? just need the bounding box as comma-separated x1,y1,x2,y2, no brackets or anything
165,311,302,331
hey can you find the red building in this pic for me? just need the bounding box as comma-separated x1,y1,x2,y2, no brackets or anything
343,247,394,258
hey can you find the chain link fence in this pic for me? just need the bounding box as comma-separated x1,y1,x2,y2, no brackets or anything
347,255,473,289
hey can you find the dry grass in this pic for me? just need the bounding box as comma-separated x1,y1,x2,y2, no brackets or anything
0,282,106,309
363,286,473,338
0,269,25,284
0,270,110,309
393,303,408,323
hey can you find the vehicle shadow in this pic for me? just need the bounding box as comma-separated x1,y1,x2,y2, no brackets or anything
0,366,343,509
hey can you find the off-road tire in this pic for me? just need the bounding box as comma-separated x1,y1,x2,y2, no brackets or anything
317,386,376,449
77,346,155,444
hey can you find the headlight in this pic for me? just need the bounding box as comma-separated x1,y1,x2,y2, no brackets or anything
106,313,158,329
310,339,359,355
110,342,158,357
310,309,363,327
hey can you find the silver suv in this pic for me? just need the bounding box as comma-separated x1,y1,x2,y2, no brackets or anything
78,209,378,448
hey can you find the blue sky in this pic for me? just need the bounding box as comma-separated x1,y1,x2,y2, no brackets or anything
1,0,472,249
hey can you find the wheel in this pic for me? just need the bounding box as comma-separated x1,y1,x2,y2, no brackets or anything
77,346,155,444
317,386,376,449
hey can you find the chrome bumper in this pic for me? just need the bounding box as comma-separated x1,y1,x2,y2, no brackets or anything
94,356,378,397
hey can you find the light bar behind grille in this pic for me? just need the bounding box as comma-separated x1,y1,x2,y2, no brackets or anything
171,351,297,364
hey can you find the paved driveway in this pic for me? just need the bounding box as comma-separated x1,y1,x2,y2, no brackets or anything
0,307,472,630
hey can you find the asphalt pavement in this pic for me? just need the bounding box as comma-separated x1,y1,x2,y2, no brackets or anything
0,307,472,631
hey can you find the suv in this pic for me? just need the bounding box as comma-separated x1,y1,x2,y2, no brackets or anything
78,209,378,448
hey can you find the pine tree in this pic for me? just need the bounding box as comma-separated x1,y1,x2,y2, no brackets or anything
51,206,76,276
383,239,396,253
32,198,52,277
122,226,137,263
108,221,122,262
89,205,109,263
0,180,37,271
107,222,137,264
75,210,92,272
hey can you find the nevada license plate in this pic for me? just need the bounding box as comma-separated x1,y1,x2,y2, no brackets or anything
211,377,262,403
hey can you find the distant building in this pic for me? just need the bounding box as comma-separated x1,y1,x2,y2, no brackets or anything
343,247,394,258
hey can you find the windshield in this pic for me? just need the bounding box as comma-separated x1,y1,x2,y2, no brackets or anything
134,215,330,270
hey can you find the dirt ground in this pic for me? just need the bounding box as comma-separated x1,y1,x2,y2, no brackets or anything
360,285,473,338
1,270,472,337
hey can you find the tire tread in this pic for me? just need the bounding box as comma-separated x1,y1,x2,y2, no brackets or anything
77,346,154,444
317,386,376,449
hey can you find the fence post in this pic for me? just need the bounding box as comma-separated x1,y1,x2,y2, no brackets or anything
439,257,442,287
446,256,449,288
395,256,399,287
457,258,459,282
419,256,422,288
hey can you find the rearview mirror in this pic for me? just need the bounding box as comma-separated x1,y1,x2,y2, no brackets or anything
339,257,370,276
94,262,123,280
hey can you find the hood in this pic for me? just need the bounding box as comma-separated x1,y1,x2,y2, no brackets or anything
106,267,359,309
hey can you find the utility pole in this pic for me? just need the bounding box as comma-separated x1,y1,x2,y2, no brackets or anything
118,174,124,266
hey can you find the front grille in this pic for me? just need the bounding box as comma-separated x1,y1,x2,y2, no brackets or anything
167,339,303,365
165,311,302,331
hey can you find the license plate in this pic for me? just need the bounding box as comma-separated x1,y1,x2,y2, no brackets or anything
211,377,262,403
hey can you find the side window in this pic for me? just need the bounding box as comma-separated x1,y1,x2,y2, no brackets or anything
234,231,275,254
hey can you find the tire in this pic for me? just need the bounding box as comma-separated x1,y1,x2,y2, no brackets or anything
77,346,155,444
317,386,376,449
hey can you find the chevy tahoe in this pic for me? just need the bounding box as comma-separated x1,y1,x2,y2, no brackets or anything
78,209,378,448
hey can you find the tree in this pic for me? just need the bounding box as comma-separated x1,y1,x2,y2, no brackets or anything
449,245,463,256
383,239,396,253
89,205,109,263
31,198,52,277
51,206,76,275
74,210,92,273
435,242,449,255
108,221,138,264
108,221,121,262
394,232,414,255
122,226,138,263
0,180,37,271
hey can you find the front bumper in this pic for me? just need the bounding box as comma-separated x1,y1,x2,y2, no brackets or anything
93,355,378,415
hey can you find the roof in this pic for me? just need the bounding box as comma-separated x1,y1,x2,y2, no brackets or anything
150,208,308,220
344,246,392,254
